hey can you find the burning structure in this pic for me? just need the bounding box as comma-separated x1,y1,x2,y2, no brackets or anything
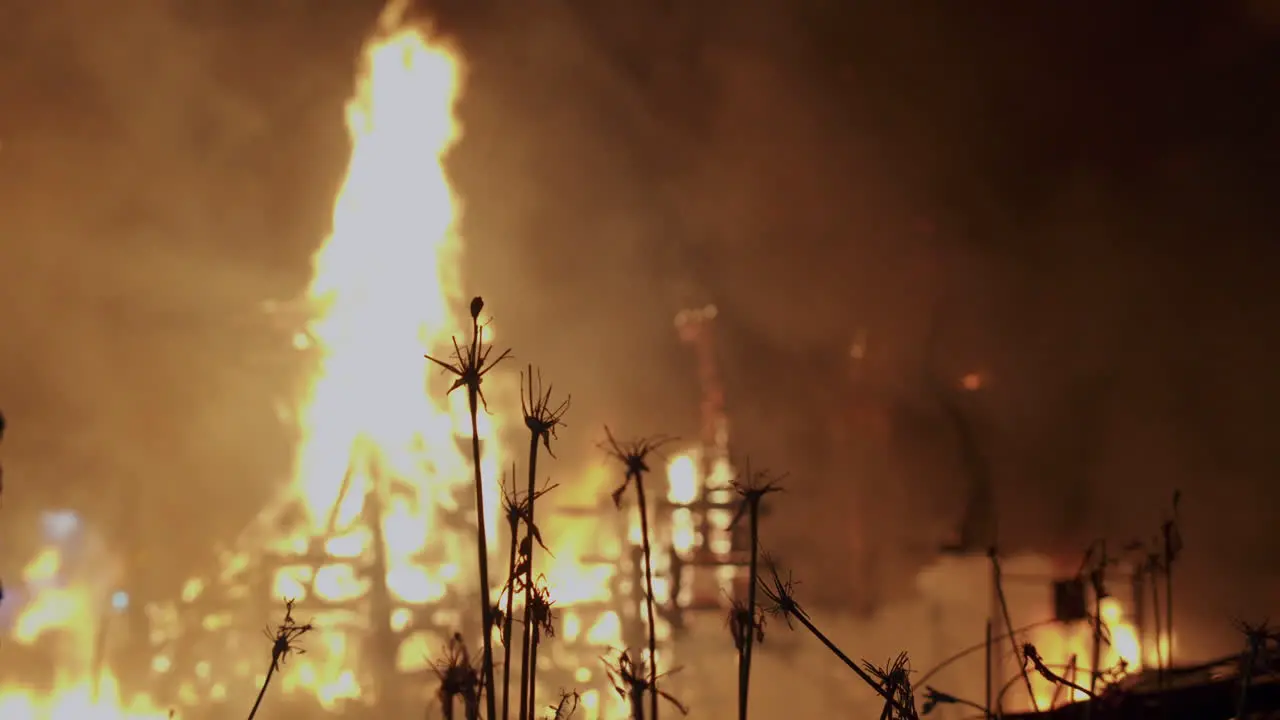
0,3,746,717
0,2,1271,720
131,4,637,717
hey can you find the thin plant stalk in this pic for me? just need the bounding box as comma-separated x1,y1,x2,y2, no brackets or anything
1053,655,1078,708
1089,593,1102,699
1235,623,1267,720
427,299,510,720
600,431,670,720
528,618,543,718
1164,531,1175,675
1088,543,1106,702
467,378,498,720
629,683,646,720
789,602,905,712
248,600,310,720
984,620,993,720
246,657,279,720
635,472,660,720
1162,491,1181,678
728,467,782,720
1084,572,1104,720
1157,561,1167,681
759,565,908,714
604,650,679,720
739,505,761,720
502,508,519,720
517,366,567,720
518,432,540,720
990,551,1038,712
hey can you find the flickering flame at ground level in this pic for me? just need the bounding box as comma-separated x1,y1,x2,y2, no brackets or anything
0,681,169,720
1026,596,1144,709
0,544,171,720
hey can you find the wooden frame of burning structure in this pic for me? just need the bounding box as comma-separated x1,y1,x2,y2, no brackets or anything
137,437,711,718
120,303,752,717
143,440,486,716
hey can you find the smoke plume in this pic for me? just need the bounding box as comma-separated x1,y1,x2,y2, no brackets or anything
1,1,1278,646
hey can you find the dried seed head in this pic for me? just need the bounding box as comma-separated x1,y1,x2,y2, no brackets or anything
433,633,483,708
521,365,570,457
598,427,675,506
728,461,786,528
726,597,766,651
425,316,512,411
758,558,806,628
601,650,689,715
264,598,313,671
549,689,582,720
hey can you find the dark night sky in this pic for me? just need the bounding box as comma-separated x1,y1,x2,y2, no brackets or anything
1,0,1278,644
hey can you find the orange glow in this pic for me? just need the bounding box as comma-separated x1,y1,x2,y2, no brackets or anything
2,1,627,715
0,547,171,719
1025,596,1147,710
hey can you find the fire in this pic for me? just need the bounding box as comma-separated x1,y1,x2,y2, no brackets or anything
3,2,637,716
0,545,170,720
275,0,504,705
0,682,167,720
1024,596,1148,710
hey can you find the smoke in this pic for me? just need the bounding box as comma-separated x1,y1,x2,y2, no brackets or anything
445,0,1280,632
1,0,1277,643
0,0,384,589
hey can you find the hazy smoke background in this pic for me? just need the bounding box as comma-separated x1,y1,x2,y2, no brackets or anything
1,0,1278,650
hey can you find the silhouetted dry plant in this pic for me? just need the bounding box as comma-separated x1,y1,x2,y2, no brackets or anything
246,598,312,720
920,685,987,717
434,632,484,720
602,649,688,720
757,557,910,715
547,688,582,719
524,576,558,718
499,471,522,720
518,365,568,720
726,462,783,720
725,593,767,717
864,652,919,720
425,295,513,720
1119,493,1182,694
1233,618,1278,718
1076,539,1118,705
600,428,674,720
725,596,766,653
1024,643,1095,700
499,471,559,720
987,548,1039,713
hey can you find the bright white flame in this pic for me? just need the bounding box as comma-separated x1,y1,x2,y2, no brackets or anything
271,2,505,704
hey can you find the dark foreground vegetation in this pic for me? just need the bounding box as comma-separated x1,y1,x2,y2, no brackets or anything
4,301,1276,720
